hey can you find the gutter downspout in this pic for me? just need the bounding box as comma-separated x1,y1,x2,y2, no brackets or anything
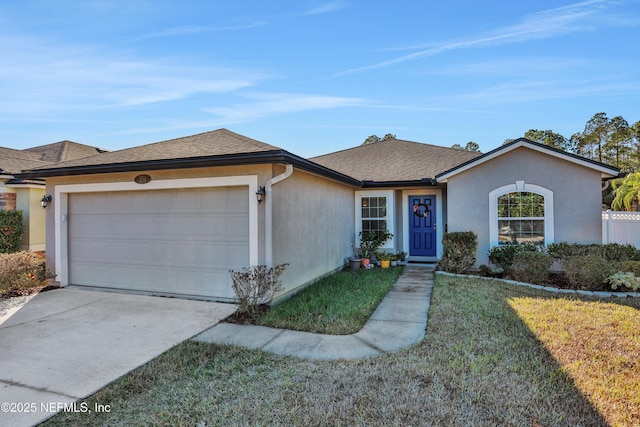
265,164,294,266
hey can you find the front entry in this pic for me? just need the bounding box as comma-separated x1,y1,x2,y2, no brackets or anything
409,195,436,257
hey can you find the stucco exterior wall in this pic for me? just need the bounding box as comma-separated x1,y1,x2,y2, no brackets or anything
446,147,605,266
271,166,355,297
15,188,47,251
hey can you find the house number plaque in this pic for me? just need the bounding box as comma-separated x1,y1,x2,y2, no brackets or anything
134,174,152,184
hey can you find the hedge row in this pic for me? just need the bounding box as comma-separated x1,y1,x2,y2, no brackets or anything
487,242,640,291
0,210,24,253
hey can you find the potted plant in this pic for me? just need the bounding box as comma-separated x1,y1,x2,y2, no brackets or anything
348,244,362,271
359,230,393,268
390,254,398,267
377,251,391,268
361,247,371,268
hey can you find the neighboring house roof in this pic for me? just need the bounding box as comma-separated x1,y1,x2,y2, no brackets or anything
24,140,108,163
436,138,620,181
310,138,482,185
0,146,52,175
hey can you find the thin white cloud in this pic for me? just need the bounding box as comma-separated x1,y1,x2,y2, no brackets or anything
448,75,640,106
329,0,628,77
137,22,267,40
205,92,370,123
294,2,348,16
429,56,591,76
0,35,267,113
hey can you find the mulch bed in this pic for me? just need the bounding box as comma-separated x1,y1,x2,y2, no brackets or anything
223,304,269,325
0,284,59,300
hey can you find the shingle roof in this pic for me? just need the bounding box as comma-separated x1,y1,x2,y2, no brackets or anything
29,128,281,170
310,138,482,182
24,140,107,163
0,147,52,174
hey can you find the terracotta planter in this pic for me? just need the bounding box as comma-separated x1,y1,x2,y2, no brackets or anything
361,258,371,267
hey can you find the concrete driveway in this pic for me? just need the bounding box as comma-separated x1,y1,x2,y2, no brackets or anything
0,288,237,427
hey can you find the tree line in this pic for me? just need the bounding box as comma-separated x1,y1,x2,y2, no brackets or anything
508,112,640,173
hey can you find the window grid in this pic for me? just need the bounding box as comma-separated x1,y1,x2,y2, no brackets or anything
361,196,387,240
497,192,545,245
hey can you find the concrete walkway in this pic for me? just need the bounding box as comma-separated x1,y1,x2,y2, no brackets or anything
195,265,434,360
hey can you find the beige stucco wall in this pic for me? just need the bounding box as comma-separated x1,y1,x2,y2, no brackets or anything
271,166,355,297
15,188,47,251
446,147,605,266
1,183,46,251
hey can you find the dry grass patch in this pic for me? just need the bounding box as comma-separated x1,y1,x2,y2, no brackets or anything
509,296,640,427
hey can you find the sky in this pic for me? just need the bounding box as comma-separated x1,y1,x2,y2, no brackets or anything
1,0,639,158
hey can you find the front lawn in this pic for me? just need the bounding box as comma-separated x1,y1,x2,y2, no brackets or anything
250,267,404,334
43,274,640,426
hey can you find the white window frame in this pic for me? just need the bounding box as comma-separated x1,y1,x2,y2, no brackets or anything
489,181,554,247
355,190,395,250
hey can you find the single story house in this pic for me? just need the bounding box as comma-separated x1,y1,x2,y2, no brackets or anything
20,129,619,302
1,141,105,251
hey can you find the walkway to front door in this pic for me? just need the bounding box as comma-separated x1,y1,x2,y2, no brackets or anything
409,195,436,257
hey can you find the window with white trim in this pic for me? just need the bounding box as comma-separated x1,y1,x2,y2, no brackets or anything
489,183,554,247
361,196,387,239
497,192,545,245
355,190,394,248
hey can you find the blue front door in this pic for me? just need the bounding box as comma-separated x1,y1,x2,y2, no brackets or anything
409,195,436,257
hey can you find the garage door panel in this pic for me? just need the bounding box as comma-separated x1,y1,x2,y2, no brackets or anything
68,187,250,300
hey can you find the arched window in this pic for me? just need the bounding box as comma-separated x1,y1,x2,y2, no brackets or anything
489,182,553,247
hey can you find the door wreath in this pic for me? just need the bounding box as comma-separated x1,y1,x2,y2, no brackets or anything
413,203,429,218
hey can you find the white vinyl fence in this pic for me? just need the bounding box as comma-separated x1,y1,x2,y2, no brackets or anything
602,210,640,246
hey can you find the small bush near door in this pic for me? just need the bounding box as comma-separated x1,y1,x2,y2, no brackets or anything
440,232,477,274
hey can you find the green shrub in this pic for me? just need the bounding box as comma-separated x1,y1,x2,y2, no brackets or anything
510,251,552,284
547,242,640,262
0,251,48,293
604,272,640,291
488,244,541,271
0,210,24,253
613,260,640,277
547,243,601,260
602,243,640,262
440,232,477,274
564,256,615,291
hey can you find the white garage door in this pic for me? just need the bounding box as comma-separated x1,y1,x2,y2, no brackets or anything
68,187,249,300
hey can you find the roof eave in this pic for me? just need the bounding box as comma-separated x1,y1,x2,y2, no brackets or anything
18,150,363,187
362,178,438,188
436,138,620,181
